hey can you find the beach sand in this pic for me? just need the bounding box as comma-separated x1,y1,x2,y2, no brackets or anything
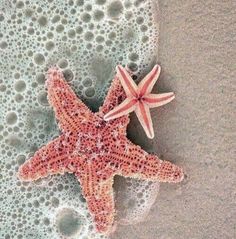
112,1,235,238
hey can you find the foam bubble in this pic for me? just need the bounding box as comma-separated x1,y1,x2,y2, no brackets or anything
15,94,24,103
84,87,96,98
45,41,55,51
57,59,68,68
96,0,106,5
37,91,49,106
107,0,123,18
115,177,160,225
68,29,76,38
6,112,18,125
93,10,105,21
34,53,45,65
76,0,85,6
63,69,74,82
81,13,92,23
56,24,65,33
84,31,94,41
56,208,85,237
14,80,26,92
38,16,48,26
36,73,46,85
0,84,6,92
0,41,8,50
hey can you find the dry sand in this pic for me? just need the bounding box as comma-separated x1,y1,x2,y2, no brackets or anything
112,1,235,238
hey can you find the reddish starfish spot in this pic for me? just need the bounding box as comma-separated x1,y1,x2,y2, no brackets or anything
18,67,184,234
104,65,175,139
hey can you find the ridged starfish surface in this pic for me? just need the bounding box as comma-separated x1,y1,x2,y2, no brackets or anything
104,65,175,138
18,67,184,234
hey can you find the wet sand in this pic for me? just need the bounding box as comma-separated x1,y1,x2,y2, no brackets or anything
112,1,235,238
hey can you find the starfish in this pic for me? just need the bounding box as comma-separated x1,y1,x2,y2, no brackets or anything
104,65,175,139
18,67,184,234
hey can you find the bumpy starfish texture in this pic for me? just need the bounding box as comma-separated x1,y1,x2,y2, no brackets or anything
18,67,184,234
104,65,175,139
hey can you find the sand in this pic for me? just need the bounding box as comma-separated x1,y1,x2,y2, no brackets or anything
112,1,236,238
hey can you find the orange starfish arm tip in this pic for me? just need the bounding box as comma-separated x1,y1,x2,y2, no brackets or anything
18,135,75,182
46,66,93,132
78,175,115,234
116,141,184,183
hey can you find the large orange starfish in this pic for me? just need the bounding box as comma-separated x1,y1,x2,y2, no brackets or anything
18,67,184,234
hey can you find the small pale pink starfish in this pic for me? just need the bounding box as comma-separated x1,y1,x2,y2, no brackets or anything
18,67,184,234
104,65,175,139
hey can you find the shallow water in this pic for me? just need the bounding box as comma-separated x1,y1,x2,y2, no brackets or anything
0,1,160,238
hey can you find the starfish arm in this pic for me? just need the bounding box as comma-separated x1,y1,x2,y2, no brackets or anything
135,101,154,139
143,93,175,108
18,134,78,181
99,75,127,115
76,165,115,234
138,64,161,96
116,65,138,97
46,67,94,132
116,140,184,183
104,98,137,121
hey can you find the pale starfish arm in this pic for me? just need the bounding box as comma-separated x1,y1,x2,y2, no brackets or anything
99,76,127,115
77,167,115,234
143,92,175,108
18,134,78,181
138,64,161,96
46,67,94,132
116,140,184,183
135,101,154,139
116,65,138,97
104,98,137,121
